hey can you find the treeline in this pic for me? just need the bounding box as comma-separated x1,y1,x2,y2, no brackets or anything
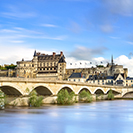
57,89,114,105
0,64,17,70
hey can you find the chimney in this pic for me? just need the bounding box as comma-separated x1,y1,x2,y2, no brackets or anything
37,52,40,56
53,52,56,57
60,51,63,56
41,53,45,56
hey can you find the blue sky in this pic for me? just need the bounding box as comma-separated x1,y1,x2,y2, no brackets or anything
1,0,133,75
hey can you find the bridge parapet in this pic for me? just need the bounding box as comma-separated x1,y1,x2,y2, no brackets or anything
0,77,130,88
0,77,132,96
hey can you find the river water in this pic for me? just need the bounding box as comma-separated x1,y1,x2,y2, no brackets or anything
0,100,133,133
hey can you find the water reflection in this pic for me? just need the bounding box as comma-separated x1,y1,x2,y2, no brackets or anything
1,100,133,133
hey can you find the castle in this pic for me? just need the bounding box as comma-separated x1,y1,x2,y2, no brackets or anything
6,51,133,86
16,51,66,80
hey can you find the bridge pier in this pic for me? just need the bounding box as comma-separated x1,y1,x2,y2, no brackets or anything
6,95,58,106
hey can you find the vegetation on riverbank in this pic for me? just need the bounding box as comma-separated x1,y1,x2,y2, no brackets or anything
0,64,17,70
0,89,5,109
79,90,93,102
57,89,75,105
29,90,43,107
107,89,114,100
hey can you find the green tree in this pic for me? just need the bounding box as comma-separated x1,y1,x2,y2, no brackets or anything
29,90,43,107
107,89,114,100
57,89,75,105
0,89,5,109
79,90,93,102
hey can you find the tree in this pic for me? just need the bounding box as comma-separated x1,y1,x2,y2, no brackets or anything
57,89,75,105
79,90,93,102
107,89,114,100
29,90,43,107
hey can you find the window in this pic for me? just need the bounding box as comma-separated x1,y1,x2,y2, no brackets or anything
74,79,75,82
24,70,26,74
79,79,80,81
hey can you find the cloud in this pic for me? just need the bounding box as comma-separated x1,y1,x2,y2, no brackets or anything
102,0,133,16
67,54,133,76
126,41,133,45
69,46,107,60
66,56,109,69
109,36,120,39
1,5,36,19
100,24,113,33
41,24,57,27
115,55,133,76
0,45,52,65
0,27,67,44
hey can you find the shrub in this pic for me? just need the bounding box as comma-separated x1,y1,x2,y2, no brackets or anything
57,89,75,105
79,90,93,103
107,89,114,100
29,90,43,107
0,89,5,109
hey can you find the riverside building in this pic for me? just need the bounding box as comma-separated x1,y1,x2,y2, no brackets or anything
16,51,66,80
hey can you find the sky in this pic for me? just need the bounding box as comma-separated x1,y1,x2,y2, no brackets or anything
1,0,133,76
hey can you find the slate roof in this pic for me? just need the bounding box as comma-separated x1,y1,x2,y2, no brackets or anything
126,77,133,80
116,80,124,84
69,73,85,78
114,73,124,80
106,76,114,79
33,51,66,63
38,54,61,61
87,74,124,81
58,55,66,63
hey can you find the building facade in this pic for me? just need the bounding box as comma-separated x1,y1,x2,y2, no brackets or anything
68,73,86,82
16,51,66,80
65,56,128,80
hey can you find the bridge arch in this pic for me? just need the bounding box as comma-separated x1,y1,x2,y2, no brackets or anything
122,91,133,98
30,85,54,96
106,89,121,95
93,87,105,95
0,85,23,96
57,85,74,94
77,86,93,94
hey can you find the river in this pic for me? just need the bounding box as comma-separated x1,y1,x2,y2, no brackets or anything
0,100,133,133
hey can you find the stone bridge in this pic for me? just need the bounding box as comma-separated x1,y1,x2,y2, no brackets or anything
0,77,133,98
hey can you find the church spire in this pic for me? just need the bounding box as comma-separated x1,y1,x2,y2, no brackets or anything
34,50,37,57
111,55,114,65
